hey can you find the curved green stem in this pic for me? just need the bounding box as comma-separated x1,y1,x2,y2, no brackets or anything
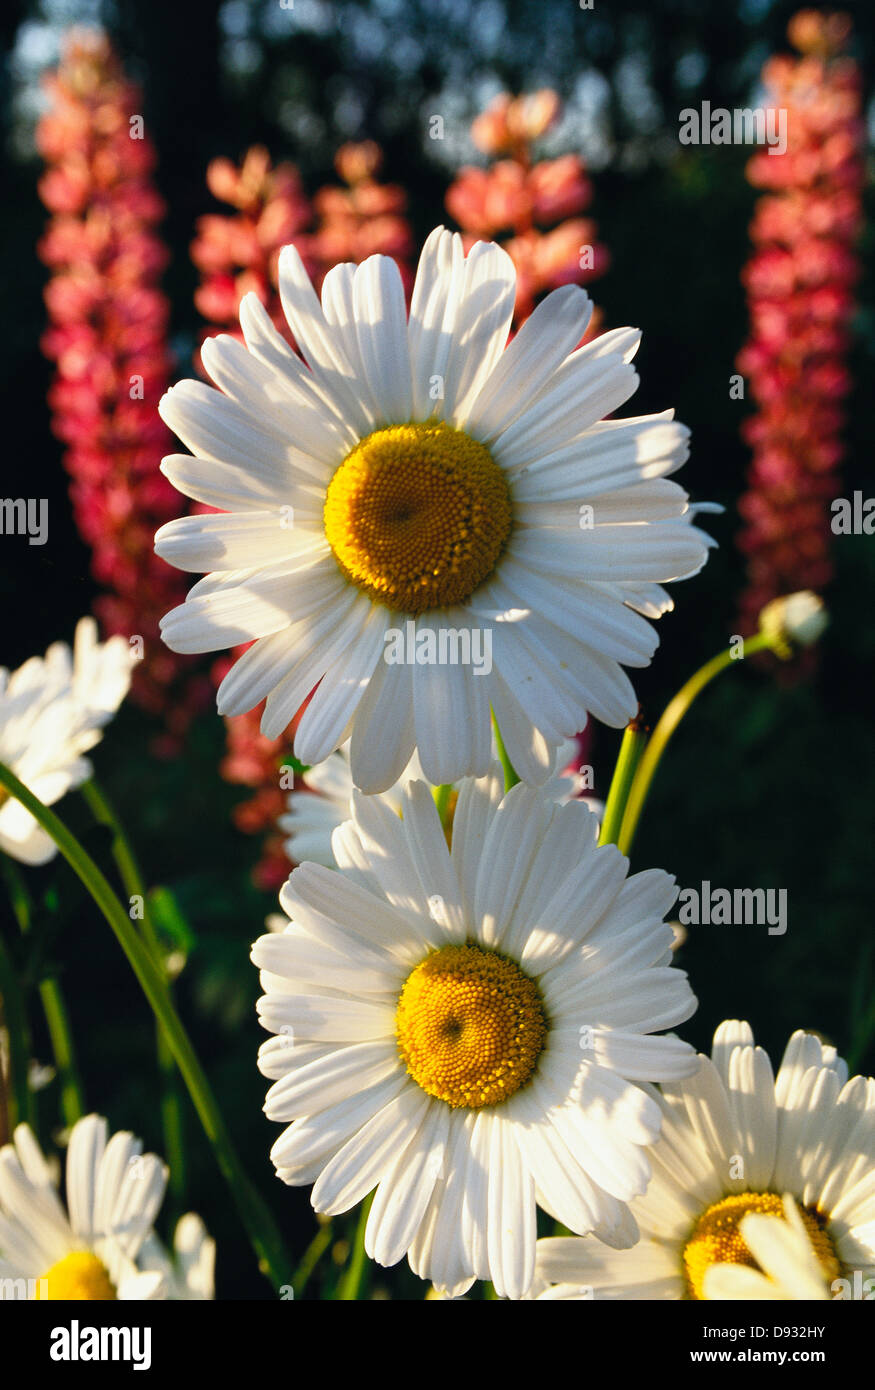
292,1217,333,1299
0,760,292,1292
2,859,82,1127
79,781,144,920
38,982,82,1128
616,631,774,857
598,719,647,848
337,1193,374,1301
80,779,185,1203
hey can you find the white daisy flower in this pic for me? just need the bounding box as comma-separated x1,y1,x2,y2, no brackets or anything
0,618,134,864
156,226,712,793
534,1021,875,1300
138,1213,216,1300
252,768,698,1299
704,1194,830,1301
0,1114,168,1300
280,736,599,868
69,616,136,721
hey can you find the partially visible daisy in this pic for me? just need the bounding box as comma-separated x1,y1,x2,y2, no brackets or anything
156,226,713,793
535,1021,875,1300
704,1194,830,1301
0,618,134,864
138,1213,216,1300
70,616,136,722
0,1114,168,1300
280,737,599,868
252,768,698,1298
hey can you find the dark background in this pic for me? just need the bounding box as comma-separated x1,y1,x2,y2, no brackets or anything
0,0,873,1296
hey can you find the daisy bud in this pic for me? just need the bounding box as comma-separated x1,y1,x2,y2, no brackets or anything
758,590,828,654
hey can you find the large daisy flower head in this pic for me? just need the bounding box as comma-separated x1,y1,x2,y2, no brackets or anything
0,1114,168,1300
252,769,698,1298
535,1021,875,1300
0,618,134,864
156,228,713,793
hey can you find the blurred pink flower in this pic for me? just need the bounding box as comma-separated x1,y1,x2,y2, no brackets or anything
736,12,863,643
37,30,209,733
446,91,608,326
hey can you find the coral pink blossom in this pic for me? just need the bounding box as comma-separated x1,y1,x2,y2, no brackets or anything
37,30,207,732
736,12,863,640
446,91,608,326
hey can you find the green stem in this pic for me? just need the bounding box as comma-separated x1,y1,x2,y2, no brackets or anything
0,760,292,1292
80,781,143,916
616,631,774,857
433,783,453,826
0,929,34,1131
292,1217,333,1300
2,859,82,1127
337,1193,374,1301
598,719,647,848
38,983,82,1128
491,713,520,792
80,779,186,1202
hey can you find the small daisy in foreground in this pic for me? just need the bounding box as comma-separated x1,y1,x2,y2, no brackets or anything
252,768,698,1298
704,1194,830,1301
534,1021,875,1300
0,1114,168,1300
280,736,597,868
0,618,133,864
138,1213,216,1300
156,226,713,793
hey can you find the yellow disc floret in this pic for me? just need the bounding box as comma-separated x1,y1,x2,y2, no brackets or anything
323,421,513,614
396,942,546,1109
683,1191,840,1300
36,1251,117,1300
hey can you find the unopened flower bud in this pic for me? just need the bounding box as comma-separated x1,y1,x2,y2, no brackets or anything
759,590,828,653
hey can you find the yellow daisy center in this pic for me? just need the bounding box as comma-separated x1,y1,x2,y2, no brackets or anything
323,421,513,615
36,1251,117,1300
395,942,546,1109
683,1191,840,1300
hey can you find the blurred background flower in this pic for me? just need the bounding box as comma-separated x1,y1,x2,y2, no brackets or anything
36,31,211,743
736,11,864,656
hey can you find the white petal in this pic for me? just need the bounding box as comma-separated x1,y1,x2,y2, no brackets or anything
407,227,466,420
411,615,492,784
311,1086,430,1215
466,285,592,441
348,655,416,794
293,605,389,764
365,1102,450,1267
352,256,413,424
444,241,516,425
